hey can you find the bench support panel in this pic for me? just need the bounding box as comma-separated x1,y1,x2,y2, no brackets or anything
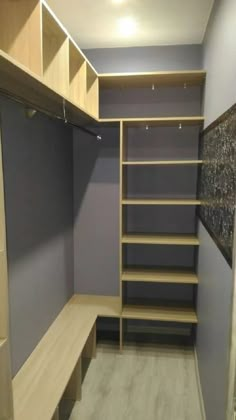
51,405,59,420
64,357,82,402
82,323,96,359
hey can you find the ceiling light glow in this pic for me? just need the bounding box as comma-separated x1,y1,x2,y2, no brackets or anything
118,17,137,36
112,0,125,4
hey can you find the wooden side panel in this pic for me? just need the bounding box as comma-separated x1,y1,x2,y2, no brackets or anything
0,0,42,76
86,64,99,118
69,42,87,109
42,6,69,97
0,127,14,419
63,357,82,401
82,324,96,359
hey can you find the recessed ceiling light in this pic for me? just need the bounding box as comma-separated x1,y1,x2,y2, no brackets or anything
118,17,137,36
112,0,125,4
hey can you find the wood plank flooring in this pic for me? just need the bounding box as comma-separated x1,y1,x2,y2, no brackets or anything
69,343,203,420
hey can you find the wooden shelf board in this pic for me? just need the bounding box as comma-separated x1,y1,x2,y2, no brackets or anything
122,117,204,127
99,70,206,89
71,294,121,318
122,269,198,284
122,304,197,323
122,198,201,206
122,160,203,165
122,234,200,246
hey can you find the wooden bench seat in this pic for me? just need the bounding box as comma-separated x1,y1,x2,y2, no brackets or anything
13,294,120,420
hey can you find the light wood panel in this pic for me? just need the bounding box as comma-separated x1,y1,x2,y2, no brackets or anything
122,234,200,246
71,295,121,318
122,268,198,284
0,0,42,76
122,198,202,206
122,117,204,127
122,304,198,323
69,41,87,109
86,63,99,118
0,339,14,419
82,324,97,359
63,358,82,402
122,160,203,165
42,4,69,97
13,300,97,420
99,70,206,89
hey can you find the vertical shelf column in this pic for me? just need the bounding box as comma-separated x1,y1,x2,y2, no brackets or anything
0,127,14,419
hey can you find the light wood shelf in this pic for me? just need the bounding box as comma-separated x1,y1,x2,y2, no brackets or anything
42,4,69,97
122,117,204,127
122,304,198,323
86,62,99,118
71,295,121,318
0,0,42,77
99,70,206,89
69,41,87,109
122,268,198,284
122,234,200,246
122,198,201,206
123,160,203,166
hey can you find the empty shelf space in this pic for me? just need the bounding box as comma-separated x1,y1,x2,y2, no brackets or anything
122,234,200,246
122,198,201,206
71,294,121,318
122,160,203,166
99,70,206,89
122,268,198,284
122,304,198,323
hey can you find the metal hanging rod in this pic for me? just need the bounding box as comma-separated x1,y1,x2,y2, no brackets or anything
0,89,102,140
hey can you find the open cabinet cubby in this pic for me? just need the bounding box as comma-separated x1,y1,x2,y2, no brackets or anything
69,41,87,109
0,0,42,76
42,4,69,98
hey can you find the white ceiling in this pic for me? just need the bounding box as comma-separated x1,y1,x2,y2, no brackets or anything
46,0,214,49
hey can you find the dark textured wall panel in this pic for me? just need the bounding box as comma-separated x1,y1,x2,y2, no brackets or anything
199,104,236,266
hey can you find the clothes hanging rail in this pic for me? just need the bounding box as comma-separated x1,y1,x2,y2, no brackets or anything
0,89,101,140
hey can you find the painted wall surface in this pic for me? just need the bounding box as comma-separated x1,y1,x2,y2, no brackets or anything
196,0,236,418
73,127,120,296
0,96,74,376
203,0,236,127
84,45,203,73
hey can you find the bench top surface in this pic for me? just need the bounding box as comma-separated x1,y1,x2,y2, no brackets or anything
13,294,120,420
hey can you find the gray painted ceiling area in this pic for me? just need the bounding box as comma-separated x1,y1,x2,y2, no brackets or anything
46,0,215,49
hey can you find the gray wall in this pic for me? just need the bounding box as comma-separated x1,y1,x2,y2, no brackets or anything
0,96,74,376
196,0,236,418
84,45,203,73
73,127,120,296
202,0,236,128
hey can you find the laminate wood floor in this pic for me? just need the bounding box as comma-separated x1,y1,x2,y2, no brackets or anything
69,343,203,420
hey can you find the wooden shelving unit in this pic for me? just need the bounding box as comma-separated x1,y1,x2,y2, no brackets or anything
120,111,203,348
86,62,99,118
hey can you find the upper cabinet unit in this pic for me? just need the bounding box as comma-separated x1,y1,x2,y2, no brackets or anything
42,4,69,98
0,0,42,76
